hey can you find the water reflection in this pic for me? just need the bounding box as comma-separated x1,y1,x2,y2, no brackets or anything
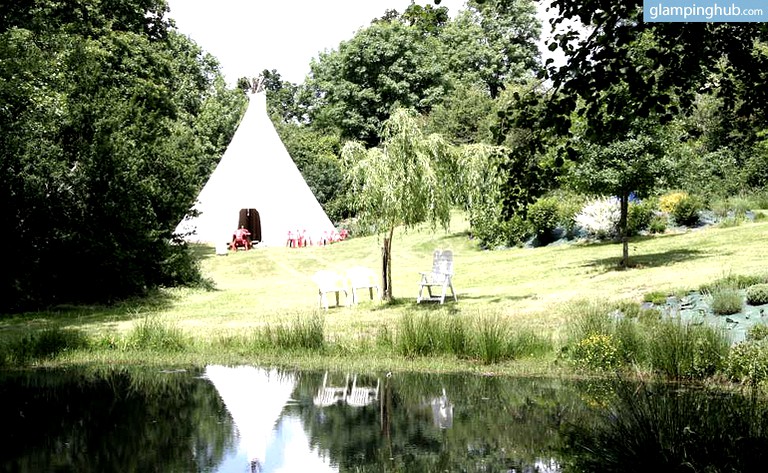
204,365,335,472
2,367,768,472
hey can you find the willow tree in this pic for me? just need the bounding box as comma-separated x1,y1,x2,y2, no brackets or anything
341,109,455,300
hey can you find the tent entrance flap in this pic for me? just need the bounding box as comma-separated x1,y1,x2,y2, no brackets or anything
239,208,262,243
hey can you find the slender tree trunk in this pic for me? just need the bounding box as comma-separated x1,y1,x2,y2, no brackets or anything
381,227,394,300
619,192,629,268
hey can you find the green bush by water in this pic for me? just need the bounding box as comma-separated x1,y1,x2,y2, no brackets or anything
564,300,729,379
645,319,729,379
271,313,325,351
710,287,744,315
725,340,768,385
746,284,768,306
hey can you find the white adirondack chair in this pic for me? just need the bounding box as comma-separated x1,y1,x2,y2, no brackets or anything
345,266,380,305
312,270,350,309
417,249,457,304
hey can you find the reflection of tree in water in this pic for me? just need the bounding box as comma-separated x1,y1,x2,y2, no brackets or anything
287,371,589,472
560,380,768,472
563,381,768,473
0,367,235,472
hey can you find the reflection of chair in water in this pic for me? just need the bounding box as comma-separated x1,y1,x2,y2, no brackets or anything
313,371,349,407
430,388,453,429
346,375,380,407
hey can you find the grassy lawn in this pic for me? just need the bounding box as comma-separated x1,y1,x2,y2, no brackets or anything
2,213,767,373
169,214,767,338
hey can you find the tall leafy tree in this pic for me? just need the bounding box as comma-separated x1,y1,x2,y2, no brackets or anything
439,0,541,98
341,109,454,300
0,0,241,310
308,16,448,147
534,0,768,140
569,129,670,267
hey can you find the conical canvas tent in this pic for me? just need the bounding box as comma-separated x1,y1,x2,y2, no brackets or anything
176,91,335,247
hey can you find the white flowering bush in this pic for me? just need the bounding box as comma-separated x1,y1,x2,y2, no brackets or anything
575,197,621,239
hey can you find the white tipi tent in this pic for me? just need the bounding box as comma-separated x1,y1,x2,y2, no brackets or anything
176,90,335,248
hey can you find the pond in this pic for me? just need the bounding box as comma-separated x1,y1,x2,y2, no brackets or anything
2,366,768,472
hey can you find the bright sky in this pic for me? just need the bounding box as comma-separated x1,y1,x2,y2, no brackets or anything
165,0,559,86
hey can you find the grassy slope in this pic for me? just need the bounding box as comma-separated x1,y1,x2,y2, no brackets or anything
163,215,768,342
2,214,766,372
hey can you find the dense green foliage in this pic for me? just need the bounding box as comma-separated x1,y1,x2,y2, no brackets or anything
747,284,768,306
0,0,244,311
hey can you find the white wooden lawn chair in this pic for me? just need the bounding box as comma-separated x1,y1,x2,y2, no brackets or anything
345,266,380,305
312,270,350,309
417,249,457,304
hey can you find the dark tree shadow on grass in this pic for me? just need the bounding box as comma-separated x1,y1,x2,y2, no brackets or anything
586,248,707,273
0,288,180,332
414,230,471,252
189,243,217,261
452,293,536,304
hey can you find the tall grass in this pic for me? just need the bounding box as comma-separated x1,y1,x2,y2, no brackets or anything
124,316,188,351
699,272,768,293
564,300,730,378
270,313,325,351
206,313,326,353
645,319,729,378
0,327,90,366
395,310,552,364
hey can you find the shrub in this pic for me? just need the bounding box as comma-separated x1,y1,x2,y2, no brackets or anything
717,216,744,228
643,291,669,305
648,214,667,234
746,284,768,306
572,334,621,370
527,196,560,242
710,287,743,315
711,196,752,220
671,194,703,226
575,197,620,239
725,340,768,385
748,323,768,342
659,191,688,213
471,213,531,249
553,191,586,237
747,190,768,209
627,200,655,236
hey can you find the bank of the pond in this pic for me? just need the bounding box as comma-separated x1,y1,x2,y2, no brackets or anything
3,218,768,384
